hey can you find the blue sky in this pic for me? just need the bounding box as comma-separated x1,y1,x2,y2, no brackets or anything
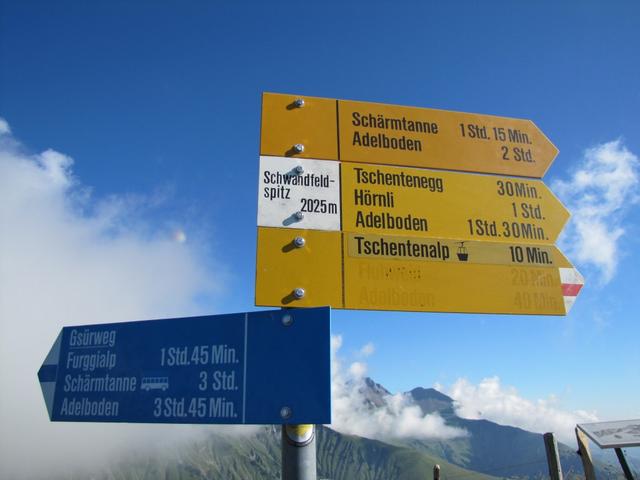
1,0,639,473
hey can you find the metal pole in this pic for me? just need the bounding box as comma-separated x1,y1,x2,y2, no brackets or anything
615,448,635,480
282,424,317,480
543,432,564,480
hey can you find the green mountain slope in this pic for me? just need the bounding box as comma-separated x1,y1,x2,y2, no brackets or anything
67,425,501,480
317,426,499,480
48,381,635,479
405,387,627,479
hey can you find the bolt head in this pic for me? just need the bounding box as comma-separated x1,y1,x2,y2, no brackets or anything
294,165,304,175
294,211,304,221
280,406,292,419
293,288,305,299
281,314,293,327
293,143,305,153
294,98,305,108
293,236,306,248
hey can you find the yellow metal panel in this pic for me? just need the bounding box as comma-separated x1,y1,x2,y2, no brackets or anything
341,162,568,244
339,99,557,178
260,93,338,160
343,236,566,315
255,227,343,308
256,94,578,315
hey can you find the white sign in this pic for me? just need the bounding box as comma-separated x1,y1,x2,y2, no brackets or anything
257,156,340,231
578,420,640,448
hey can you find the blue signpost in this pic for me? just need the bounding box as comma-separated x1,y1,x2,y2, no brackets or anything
38,307,331,425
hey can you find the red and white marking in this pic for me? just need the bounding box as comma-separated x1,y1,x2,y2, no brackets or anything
560,267,584,313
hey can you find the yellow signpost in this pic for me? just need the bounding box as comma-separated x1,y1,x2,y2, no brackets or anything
343,253,566,315
259,93,580,480
256,93,583,316
260,93,558,178
340,162,569,244
339,99,557,178
255,227,580,315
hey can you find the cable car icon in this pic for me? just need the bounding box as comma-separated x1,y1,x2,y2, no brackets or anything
457,242,469,262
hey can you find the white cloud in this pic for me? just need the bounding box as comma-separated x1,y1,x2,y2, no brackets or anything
330,337,466,440
0,122,239,479
359,341,375,357
440,377,598,444
553,140,639,284
0,116,11,135
349,361,368,378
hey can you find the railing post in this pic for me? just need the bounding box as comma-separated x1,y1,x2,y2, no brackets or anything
544,432,564,480
575,427,596,480
615,448,635,480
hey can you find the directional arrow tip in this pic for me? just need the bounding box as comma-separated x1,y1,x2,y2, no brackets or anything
38,331,62,419
560,267,584,314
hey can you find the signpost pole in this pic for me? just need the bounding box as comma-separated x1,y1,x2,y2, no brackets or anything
278,305,318,480
282,424,317,480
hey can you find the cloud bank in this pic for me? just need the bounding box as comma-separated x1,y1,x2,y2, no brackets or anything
553,140,639,284
0,119,237,479
330,336,466,441
440,377,598,444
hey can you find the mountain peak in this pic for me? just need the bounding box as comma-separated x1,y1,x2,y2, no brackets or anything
408,386,456,417
358,377,392,408
409,386,453,403
357,379,456,417
364,377,391,395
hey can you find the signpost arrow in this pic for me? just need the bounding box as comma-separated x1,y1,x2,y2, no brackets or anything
339,99,558,178
342,234,584,315
260,93,558,178
38,307,331,425
255,227,584,315
258,156,568,245
341,162,568,245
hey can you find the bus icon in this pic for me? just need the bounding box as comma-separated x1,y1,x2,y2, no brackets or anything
141,376,169,391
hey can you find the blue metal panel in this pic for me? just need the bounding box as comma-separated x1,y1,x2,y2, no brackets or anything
38,307,330,425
